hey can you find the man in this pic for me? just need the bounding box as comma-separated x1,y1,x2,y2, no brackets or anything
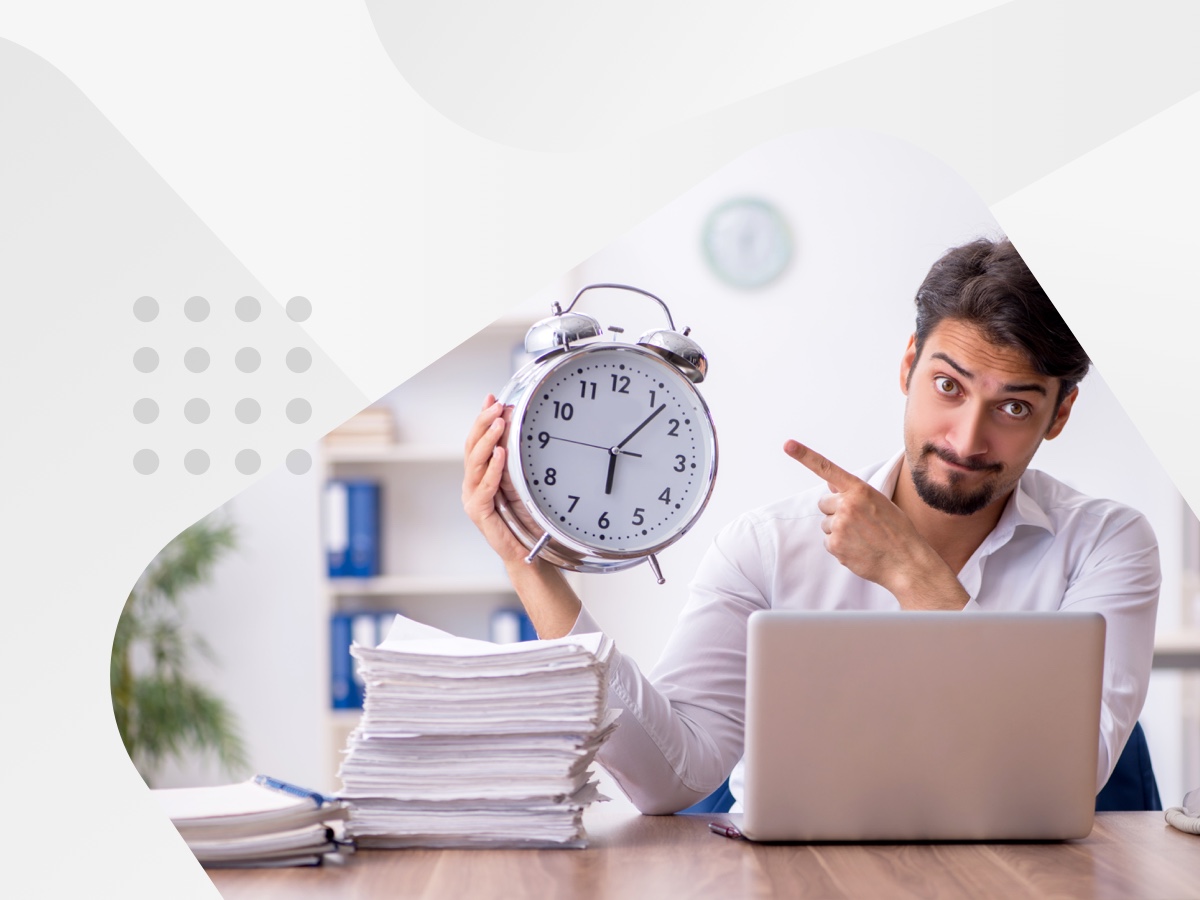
462,238,1160,814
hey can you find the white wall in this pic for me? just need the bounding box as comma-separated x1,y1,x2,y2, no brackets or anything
164,128,1191,804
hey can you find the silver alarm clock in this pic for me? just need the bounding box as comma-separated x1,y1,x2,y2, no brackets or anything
495,284,718,584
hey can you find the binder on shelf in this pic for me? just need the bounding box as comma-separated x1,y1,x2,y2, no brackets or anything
324,480,381,578
490,607,538,644
330,610,397,709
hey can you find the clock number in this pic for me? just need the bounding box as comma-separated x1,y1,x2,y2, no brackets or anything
598,511,610,529
567,495,580,512
553,401,574,420
579,380,596,400
673,455,686,472
648,390,656,407
658,488,671,505
537,431,550,448
632,507,645,526
544,467,557,486
667,418,680,436
611,374,630,394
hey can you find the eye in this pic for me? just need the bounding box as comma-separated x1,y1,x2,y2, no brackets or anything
934,376,959,396
1000,400,1033,419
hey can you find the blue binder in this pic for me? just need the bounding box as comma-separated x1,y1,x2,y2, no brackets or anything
325,480,381,578
330,610,395,709
329,612,361,709
490,607,538,643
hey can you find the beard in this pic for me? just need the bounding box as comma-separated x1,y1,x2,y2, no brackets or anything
909,443,1005,516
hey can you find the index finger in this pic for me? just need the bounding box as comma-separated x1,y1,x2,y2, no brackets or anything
783,440,861,492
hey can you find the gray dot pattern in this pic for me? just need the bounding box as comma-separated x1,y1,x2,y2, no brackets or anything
286,398,312,423
184,295,210,322
286,347,312,373
133,296,159,322
235,449,261,474
286,449,312,474
236,296,261,322
286,296,312,322
133,449,159,474
133,398,159,423
131,294,314,476
133,347,159,372
184,398,210,424
184,347,210,373
236,347,261,373
235,398,261,423
184,449,211,474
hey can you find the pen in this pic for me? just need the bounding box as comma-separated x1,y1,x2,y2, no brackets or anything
254,774,333,806
708,821,744,840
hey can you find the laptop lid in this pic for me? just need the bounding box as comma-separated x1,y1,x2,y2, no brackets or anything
741,610,1104,842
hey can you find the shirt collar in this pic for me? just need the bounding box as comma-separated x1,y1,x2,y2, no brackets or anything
871,450,906,496
1004,473,1056,537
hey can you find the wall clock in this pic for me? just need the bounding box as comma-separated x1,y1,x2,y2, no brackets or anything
701,197,792,288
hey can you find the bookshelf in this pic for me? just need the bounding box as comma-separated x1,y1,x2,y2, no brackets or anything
316,295,573,783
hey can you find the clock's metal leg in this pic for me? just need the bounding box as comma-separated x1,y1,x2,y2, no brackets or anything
647,553,665,585
524,533,553,565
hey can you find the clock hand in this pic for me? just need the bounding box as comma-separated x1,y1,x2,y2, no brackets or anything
550,435,641,457
615,404,667,450
605,407,664,495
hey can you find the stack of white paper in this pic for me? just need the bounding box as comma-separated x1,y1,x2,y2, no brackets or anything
154,777,351,868
337,615,619,849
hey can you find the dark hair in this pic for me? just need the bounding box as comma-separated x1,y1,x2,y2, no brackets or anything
913,238,1090,408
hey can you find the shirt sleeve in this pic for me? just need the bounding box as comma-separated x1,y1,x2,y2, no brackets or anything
570,515,772,814
1058,509,1161,791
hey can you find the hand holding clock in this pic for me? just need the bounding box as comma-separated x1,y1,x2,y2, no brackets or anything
463,395,529,566
783,440,968,611
463,394,582,638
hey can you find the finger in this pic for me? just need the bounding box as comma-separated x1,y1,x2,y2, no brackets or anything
821,515,833,535
464,415,506,488
816,493,840,516
480,445,505,496
464,397,503,457
466,445,506,513
783,440,860,492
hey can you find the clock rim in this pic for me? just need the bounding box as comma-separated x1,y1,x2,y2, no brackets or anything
495,342,719,571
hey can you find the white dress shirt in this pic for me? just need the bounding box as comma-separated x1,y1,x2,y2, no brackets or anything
572,451,1161,814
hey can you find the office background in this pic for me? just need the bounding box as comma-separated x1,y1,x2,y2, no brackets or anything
156,128,1196,809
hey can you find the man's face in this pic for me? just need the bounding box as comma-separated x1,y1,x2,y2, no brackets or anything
900,318,1076,517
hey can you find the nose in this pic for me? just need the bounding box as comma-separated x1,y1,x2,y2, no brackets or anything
945,403,989,460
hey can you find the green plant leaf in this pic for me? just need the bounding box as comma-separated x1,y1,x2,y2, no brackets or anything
111,514,244,783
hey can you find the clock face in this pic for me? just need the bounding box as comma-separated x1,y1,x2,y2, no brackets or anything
702,197,792,288
514,345,716,556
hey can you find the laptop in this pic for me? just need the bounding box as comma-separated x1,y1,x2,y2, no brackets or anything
741,610,1105,842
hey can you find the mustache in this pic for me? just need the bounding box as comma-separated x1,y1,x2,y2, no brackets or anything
922,443,1003,473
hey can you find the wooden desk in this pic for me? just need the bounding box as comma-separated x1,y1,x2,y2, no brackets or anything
208,806,1200,899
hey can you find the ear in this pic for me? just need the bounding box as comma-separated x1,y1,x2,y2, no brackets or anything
900,334,918,395
1044,386,1078,440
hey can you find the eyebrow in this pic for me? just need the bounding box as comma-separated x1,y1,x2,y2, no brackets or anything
930,351,1048,396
